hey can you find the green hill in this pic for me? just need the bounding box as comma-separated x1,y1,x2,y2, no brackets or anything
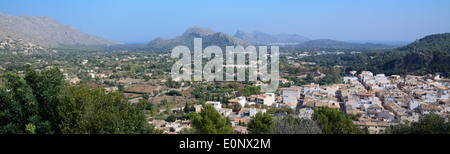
298,39,397,49
377,33,450,76
380,51,450,76
304,33,450,77
396,33,450,53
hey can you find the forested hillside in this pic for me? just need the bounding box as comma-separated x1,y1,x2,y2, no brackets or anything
301,33,450,77
396,33,450,53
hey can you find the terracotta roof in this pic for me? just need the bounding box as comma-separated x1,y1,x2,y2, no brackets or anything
257,95,268,99
433,84,448,90
370,104,383,109
280,88,299,91
397,112,408,116
222,108,232,112
359,91,374,96
228,98,240,103
421,104,443,111
354,121,389,127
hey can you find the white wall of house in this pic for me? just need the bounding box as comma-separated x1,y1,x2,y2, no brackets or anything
237,96,246,107
206,101,222,112
409,100,420,110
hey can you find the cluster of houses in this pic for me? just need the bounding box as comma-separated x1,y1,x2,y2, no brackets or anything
204,98,270,134
341,71,450,134
152,70,450,134
152,92,277,134
151,119,192,134
275,71,449,134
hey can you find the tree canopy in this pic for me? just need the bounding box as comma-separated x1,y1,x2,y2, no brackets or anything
0,66,64,134
312,106,366,134
247,112,273,134
186,104,233,134
0,66,161,134
385,112,450,134
271,115,322,134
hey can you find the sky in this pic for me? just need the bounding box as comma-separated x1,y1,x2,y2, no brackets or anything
1,0,449,44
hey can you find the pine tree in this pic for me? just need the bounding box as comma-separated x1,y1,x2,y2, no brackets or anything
186,104,233,134
248,112,273,134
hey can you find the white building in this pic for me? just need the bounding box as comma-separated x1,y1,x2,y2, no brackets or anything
279,88,300,105
228,96,247,107
343,77,358,84
236,96,246,107
239,108,266,117
251,93,275,106
206,101,222,112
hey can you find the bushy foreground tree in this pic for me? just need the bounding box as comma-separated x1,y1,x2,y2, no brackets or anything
313,106,366,134
58,85,159,134
271,115,322,134
248,112,273,134
186,104,233,134
0,66,64,134
0,65,161,134
385,112,450,134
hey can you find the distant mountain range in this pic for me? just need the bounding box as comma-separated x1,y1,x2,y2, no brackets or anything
233,30,397,49
0,12,404,51
148,27,398,51
0,13,120,48
297,39,398,49
233,30,309,45
148,26,249,51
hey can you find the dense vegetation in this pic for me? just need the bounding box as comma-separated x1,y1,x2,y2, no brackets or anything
296,39,397,49
281,64,343,86
0,66,161,134
185,104,234,134
247,112,273,134
396,33,450,53
246,107,358,134
300,33,450,77
271,115,322,134
312,106,367,134
385,112,450,134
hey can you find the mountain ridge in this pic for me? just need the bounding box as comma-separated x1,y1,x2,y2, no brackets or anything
372,33,450,76
234,30,309,45
396,33,450,53
297,39,398,49
0,13,121,48
148,26,249,51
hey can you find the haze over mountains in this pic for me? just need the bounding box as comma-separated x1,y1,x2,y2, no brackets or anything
296,39,398,49
147,26,398,51
0,13,120,48
233,30,310,45
147,26,249,51
0,13,402,51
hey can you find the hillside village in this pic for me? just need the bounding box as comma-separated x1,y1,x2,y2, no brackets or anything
2,35,449,134
150,71,450,134
0,0,449,139
0,12,449,135
3,39,446,134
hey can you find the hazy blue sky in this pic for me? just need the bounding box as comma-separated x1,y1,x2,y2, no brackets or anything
1,0,449,43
